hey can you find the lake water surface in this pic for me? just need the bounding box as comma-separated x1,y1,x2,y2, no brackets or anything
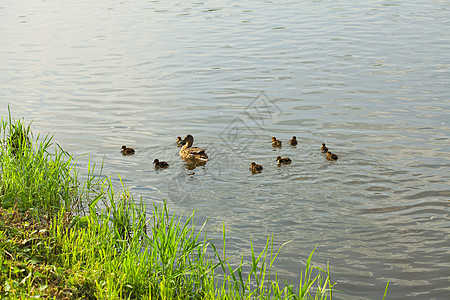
1,0,449,298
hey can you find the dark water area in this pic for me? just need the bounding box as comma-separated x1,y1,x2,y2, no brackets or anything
1,1,449,298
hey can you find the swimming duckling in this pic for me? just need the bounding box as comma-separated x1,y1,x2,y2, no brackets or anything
179,134,208,161
176,136,183,147
326,151,338,161
153,159,169,168
289,136,298,146
121,145,135,155
276,156,292,165
321,143,328,153
250,162,263,174
272,137,282,147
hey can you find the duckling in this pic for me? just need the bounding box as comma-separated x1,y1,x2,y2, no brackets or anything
276,156,292,165
176,136,183,147
121,145,135,155
320,143,328,153
289,136,298,146
179,134,208,161
272,137,282,147
153,159,169,168
326,151,338,161
250,162,263,174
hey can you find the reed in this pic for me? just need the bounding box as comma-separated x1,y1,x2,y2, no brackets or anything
0,116,336,299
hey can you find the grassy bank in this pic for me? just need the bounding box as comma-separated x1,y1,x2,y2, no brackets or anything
0,116,335,299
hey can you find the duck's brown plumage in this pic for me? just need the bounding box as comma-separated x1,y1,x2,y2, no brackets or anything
153,159,169,168
289,136,298,146
179,134,208,161
272,137,282,147
121,145,135,155
250,162,263,174
276,156,292,164
326,151,338,161
176,136,183,147
321,143,328,153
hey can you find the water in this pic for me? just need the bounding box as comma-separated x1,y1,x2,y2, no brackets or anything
1,0,449,298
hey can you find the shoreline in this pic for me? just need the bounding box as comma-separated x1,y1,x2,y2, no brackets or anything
0,116,339,299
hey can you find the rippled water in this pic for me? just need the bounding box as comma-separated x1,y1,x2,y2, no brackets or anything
1,0,449,298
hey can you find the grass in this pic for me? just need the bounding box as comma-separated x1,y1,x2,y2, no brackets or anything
0,115,337,299
0,111,77,215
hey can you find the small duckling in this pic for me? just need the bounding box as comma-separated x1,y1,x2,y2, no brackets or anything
176,136,183,147
272,137,282,147
153,159,169,168
289,136,298,146
250,162,263,174
121,145,135,155
326,151,338,161
321,143,328,153
276,156,292,165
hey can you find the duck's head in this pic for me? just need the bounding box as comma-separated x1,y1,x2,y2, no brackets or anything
322,143,326,147
180,134,194,146
326,151,332,155
276,156,281,161
292,136,296,140
176,137,182,142
153,159,160,164
121,145,127,150
250,162,256,167
272,137,277,141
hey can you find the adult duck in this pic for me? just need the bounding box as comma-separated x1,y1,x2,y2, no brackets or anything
179,134,208,161
121,145,135,155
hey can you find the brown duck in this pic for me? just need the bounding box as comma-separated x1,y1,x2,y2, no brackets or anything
250,162,263,174
153,159,169,168
289,136,298,146
121,145,135,155
326,151,338,161
276,156,292,164
179,134,208,161
272,137,282,147
176,136,183,147
321,143,328,153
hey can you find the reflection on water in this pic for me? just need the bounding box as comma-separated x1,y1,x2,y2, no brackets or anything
1,0,449,299
184,160,207,171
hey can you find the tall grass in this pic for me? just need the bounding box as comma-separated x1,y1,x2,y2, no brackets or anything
0,116,336,299
0,112,77,215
